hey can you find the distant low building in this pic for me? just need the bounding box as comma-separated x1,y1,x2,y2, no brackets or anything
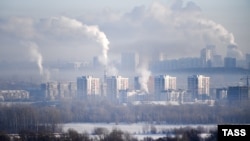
118,90,154,103
160,89,186,103
216,88,227,100
41,81,76,100
0,90,29,101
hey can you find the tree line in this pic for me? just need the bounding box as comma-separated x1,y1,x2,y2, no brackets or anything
0,104,61,133
56,99,250,124
0,127,217,141
0,99,250,134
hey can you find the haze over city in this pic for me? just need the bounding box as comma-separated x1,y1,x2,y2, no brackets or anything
0,0,249,82
0,0,250,140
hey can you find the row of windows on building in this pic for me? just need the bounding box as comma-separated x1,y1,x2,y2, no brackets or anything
0,76,248,103
38,74,249,103
40,75,210,101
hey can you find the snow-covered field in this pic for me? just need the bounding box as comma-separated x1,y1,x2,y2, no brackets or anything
62,122,216,135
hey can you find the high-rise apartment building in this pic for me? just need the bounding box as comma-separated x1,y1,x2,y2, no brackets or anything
187,75,210,100
41,82,59,100
134,76,141,91
154,75,176,95
200,45,216,67
77,76,100,97
106,76,129,99
227,86,250,102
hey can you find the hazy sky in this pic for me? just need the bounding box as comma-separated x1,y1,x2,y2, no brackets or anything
0,0,249,63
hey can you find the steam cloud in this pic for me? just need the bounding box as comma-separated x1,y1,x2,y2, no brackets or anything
0,1,247,82
117,0,244,59
26,41,44,75
136,62,151,93
197,19,236,45
23,41,51,82
45,16,110,66
197,18,243,59
227,44,243,59
85,25,110,66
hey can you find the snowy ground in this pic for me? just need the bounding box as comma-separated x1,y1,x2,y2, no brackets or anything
62,122,216,139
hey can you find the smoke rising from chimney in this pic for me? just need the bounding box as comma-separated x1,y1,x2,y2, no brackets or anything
197,19,237,45
0,1,247,80
47,16,110,66
22,41,51,82
227,44,243,59
196,18,244,59
85,25,110,66
136,62,151,93
26,41,44,75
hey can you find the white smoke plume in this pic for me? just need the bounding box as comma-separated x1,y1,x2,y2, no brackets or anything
227,44,244,59
136,62,151,93
25,41,44,75
84,25,110,66
0,1,246,75
197,19,237,45
22,41,51,82
116,0,244,59
45,16,110,66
